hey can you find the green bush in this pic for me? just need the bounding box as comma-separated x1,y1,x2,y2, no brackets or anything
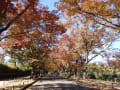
0,63,31,79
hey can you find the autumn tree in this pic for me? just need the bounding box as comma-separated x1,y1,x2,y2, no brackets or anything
54,0,120,79
0,2,66,78
52,34,77,76
105,49,120,76
0,0,39,67
54,23,117,79
56,0,120,30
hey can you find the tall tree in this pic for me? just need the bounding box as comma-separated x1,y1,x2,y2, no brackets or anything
55,0,120,79
54,25,116,78
0,2,66,77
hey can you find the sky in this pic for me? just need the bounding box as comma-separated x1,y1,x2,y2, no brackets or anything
40,0,58,11
112,40,120,48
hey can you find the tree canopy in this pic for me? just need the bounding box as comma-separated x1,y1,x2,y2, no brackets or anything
1,0,120,79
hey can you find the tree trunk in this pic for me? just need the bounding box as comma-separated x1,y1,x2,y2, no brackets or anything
82,66,87,79
30,66,36,79
14,62,17,67
68,69,72,78
74,60,78,79
30,68,34,79
83,72,86,79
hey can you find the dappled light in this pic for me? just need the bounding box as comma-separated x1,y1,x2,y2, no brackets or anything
0,0,120,90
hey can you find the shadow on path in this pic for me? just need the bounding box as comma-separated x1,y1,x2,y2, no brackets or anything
30,76,97,90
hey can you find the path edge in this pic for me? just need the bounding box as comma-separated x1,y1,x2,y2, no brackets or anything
20,78,40,90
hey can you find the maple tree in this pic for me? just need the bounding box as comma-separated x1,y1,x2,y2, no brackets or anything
56,0,120,30
0,1,66,78
106,59,120,77
106,49,120,69
54,0,120,79
52,34,75,75
99,49,120,78
53,19,117,79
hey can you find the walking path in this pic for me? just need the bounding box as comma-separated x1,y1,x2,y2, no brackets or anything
28,75,97,90
0,76,33,89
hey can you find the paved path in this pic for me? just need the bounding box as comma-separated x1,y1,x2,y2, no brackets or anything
28,76,97,90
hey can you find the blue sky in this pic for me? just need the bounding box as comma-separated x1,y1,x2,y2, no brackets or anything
40,0,58,11
112,40,120,48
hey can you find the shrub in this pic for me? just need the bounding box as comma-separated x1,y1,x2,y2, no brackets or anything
0,63,31,79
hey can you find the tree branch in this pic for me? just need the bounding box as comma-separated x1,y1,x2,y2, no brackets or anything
77,7,120,29
0,5,30,34
88,41,113,62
